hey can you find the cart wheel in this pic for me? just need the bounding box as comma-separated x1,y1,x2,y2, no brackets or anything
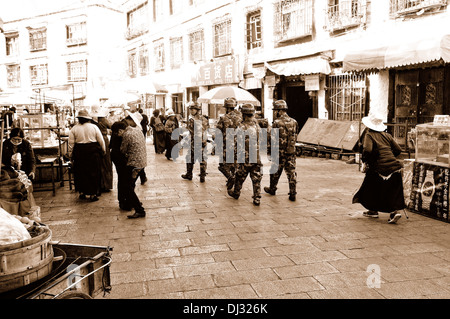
56,291,93,299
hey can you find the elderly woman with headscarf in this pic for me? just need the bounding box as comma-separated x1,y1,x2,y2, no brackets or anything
91,105,113,192
1,127,36,180
68,109,106,201
150,109,166,154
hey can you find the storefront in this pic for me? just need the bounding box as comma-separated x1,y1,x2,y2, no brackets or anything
253,53,332,130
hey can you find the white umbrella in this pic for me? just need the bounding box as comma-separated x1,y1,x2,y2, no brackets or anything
197,86,260,106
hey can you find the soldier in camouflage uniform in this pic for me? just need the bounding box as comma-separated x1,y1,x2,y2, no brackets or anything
227,104,263,206
264,100,298,201
181,102,210,183
216,97,242,190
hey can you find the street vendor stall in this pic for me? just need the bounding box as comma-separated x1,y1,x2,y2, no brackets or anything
409,119,450,223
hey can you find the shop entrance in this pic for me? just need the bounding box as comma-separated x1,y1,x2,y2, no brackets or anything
283,85,313,132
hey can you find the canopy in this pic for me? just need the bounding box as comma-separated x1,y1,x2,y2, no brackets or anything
264,56,331,76
343,34,450,72
198,86,261,106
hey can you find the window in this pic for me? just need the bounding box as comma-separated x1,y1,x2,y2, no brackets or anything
67,60,87,82
274,0,313,43
189,29,204,62
246,11,262,50
128,50,138,78
213,19,231,57
29,28,47,51
66,22,87,46
170,0,188,15
5,34,19,56
139,45,149,75
126,2,149,39
153,0,163,22
326,0,365,32
30,64,48,86
7,65,20,88
170,37,183,69
390,0,447,15
327,74,367,121
154,39,165,72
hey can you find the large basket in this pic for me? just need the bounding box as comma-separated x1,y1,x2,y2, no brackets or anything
0,227,53,294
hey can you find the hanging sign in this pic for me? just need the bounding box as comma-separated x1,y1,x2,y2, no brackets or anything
305,75,320,91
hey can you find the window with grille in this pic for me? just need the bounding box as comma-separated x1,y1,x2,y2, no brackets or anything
170,37,183,69
154,40,165,72
390,0,447,15
29,28,47,51
189,29,204,62
139,45,149,75
127,2,148,39
6,34,19,56
213,19,231,57
67,60,87,82
326,0,365,31
7,65,20,88
328,74,367,121
246,11,262,50
66,22,87,46
128,50,137,78
30,64,48,86
274,0,313,43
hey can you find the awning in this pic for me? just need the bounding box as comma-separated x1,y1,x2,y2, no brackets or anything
343,34,450,72
264,56,331,76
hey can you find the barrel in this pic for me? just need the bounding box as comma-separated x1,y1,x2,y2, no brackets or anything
0,227,53,294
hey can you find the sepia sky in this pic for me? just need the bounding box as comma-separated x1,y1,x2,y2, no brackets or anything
0,0,125,22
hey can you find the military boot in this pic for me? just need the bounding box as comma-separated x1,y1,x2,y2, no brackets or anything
289,183,296,201
199,166,207,183
264,187,276,195
181,164,193,180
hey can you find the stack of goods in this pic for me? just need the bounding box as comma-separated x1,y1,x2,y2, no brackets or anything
0,167,37,217
0,208,31,245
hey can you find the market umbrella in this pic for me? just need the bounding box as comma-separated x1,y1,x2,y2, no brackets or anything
197,86,261,106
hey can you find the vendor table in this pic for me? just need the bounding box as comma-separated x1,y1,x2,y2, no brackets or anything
34,157,57,196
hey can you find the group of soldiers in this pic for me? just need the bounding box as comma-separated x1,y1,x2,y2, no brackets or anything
180,98,299,206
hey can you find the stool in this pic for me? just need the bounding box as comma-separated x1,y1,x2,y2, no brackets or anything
61,160,74,190
35,157,57,196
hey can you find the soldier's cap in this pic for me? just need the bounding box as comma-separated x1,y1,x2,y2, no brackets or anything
241,103,255,115
188,102,201,110
224,97,237,108
273,100,288,110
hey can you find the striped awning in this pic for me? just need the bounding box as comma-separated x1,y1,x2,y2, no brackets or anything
264,56,331,76
343,34,450,73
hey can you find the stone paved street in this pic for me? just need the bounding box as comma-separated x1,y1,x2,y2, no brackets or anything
34,140,450,299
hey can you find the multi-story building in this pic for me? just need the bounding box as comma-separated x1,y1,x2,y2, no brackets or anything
1,0,449,148
0,0,124,113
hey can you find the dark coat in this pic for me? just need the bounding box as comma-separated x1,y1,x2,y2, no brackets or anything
1,138,36,176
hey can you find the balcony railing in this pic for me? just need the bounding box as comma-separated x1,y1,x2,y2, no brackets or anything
390,0,448,16
125,24,148,40
326,0,366,32
274,0,313,43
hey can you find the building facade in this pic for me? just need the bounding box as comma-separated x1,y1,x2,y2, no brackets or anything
0,1,124,113
1,0,449,144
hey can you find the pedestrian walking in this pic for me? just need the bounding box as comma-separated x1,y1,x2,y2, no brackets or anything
227,104,263,206
353,113,405,224
68,109,106,202
181,102,209,183
91,106,113,193
110,120,130,211
119,111,147,219
139,108,149,137
150,109,166,154
164,109,181,161
216,97,242,190
264,100,298,201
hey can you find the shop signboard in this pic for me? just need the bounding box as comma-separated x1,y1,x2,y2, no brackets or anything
191,58,239,87
305,75,320,91
410,161,449,223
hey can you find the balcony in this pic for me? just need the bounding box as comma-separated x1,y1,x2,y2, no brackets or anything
390,0,448,16
125,24,148,40
326,0,366,33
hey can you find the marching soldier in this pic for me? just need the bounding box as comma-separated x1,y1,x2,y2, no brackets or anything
264,100,298,201
181,102,210,183
216,97,242,190
228,104,263,206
